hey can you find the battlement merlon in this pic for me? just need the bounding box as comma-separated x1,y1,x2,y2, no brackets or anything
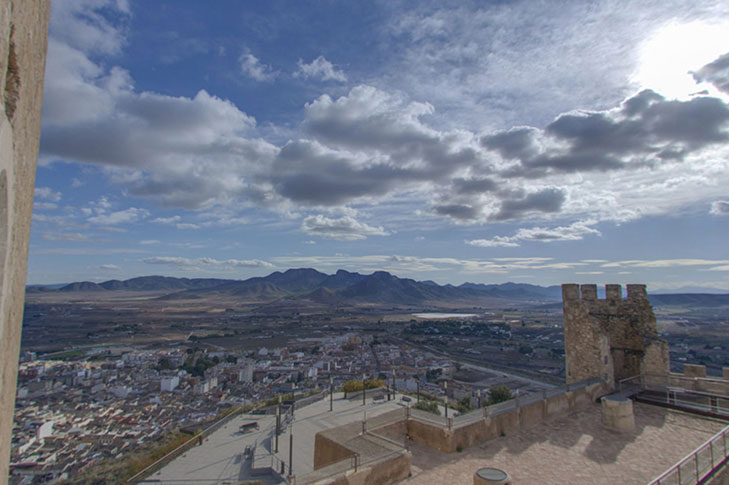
580,284,597,300
562,284,580,301
562,283,648,302
627,284,648,301
606,284,622,300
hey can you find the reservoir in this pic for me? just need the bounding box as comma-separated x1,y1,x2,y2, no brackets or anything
412,313,478,319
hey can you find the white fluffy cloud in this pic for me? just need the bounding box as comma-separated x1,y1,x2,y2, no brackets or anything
295,56,347,82
38,1,729,245
468,221,600,248
88,207,149,225
141,256,273,268
240,50,278,81
301,215,389,240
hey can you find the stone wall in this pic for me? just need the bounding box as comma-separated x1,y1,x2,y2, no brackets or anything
405,380,609,454
0,1,49,480
562,283,669,387
314,425,359,470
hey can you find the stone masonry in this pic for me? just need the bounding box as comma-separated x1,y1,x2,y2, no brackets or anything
562,284,669,387
0,1,50,481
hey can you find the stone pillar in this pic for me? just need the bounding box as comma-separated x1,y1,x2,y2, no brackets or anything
0,1,50,480
601,395,635,432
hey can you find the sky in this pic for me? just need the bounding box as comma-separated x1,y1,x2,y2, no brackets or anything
29,0,729,291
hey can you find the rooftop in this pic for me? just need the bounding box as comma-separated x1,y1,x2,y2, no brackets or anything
403,402,725,484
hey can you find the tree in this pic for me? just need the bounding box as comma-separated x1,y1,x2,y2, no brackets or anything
487,385,513,405
518,344,533,355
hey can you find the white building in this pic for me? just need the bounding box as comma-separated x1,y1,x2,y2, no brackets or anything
160,376,179,392
239,364,253,383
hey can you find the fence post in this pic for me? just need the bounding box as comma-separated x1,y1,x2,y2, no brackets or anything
695,451,700,481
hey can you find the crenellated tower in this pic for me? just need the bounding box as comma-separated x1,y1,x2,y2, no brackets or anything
562,283,669,388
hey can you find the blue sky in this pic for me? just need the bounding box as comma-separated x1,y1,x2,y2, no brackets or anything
29,0,729,291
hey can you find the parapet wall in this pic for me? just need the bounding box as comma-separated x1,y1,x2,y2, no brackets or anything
407,380,609,453
563,283,669,387
310,379,610,484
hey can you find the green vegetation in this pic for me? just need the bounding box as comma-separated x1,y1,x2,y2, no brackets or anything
425,368,442,382
487,385,513,405
413,400,441,415
453,396,472,414
180,354,217,377
342,379,385,395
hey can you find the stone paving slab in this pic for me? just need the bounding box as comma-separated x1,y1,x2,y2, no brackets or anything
401,402,727,485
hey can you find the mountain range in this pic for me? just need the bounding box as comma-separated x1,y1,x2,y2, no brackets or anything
27,268,563,306
26,269,729,307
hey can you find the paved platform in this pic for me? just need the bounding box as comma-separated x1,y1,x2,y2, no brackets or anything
151,392,408,484
401,401,727,485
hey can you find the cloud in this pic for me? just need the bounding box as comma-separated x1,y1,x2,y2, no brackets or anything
87,207,149,225
295,56,347,82
140,239,160,245
35,187,62,202
301,215,389,240
99,264,120,270
493,188,565,221
153,216,181,224
710,200,729,215
484,90,729,178
239,50,278,81
38,3,729,243
175,223,200,230
467,220,600,247
34,202,58,210
693,52,729,95
141,256,273,268
602,258,729,269
42,232,89,242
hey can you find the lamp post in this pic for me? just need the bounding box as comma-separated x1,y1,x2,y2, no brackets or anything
276,394,283,452
444,381,448,419
288,429,293,478
291,382,296,418
362,373,366,406
416,378,420,403
275,401,280,453
392,369,396,399
329,375,333,412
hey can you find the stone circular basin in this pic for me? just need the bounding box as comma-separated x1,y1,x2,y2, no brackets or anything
474,466,510,484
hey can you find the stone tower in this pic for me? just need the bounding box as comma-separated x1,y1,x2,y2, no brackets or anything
0,0,50,480
562,284,669,388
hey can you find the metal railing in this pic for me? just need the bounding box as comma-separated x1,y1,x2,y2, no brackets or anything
126,406,246,483
647,425,729,484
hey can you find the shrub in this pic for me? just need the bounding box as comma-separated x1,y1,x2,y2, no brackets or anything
413,400,441,415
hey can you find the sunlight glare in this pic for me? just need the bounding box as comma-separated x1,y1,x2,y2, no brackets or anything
633,21,729,100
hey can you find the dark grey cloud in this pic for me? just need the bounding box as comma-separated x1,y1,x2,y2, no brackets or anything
271,140,407,206
433,204,479,220
493,188,565,221
481,128,539,160
711,200,729,215
451,177,497,194
693,52,729,95
485,90,729,178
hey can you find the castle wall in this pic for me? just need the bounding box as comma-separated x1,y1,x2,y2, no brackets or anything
0,1,50,479
563,283,669,387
